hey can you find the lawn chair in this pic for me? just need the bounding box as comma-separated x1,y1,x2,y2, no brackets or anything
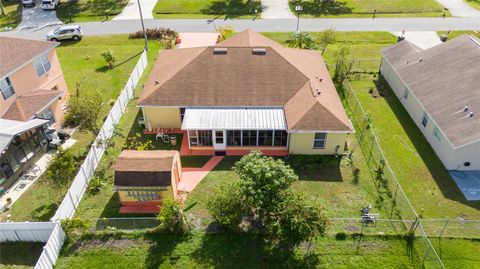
155,129,164,141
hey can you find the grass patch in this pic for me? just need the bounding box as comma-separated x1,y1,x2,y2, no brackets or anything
5,35,160,222
290,0,448,18
429,238,480,269
0,0,21,30
0,242,44,268
153,0,261,19
56,0,129,22
464,0,480,10
56,232,420,268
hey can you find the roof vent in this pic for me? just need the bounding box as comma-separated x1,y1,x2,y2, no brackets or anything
469,112,474,118
464,106,469,112
252,48,266,55
213,48,228,55
418,58,423,62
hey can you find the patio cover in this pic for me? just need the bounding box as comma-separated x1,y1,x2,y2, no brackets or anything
182,107,287,130
0,118,48,153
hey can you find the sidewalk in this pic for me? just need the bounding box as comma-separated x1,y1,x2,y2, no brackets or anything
112,0,156,20
435,0,480,17
177,156,224,193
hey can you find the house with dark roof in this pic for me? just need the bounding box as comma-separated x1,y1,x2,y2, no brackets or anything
380,34,480,170
138,30,354,156
0,36,69,189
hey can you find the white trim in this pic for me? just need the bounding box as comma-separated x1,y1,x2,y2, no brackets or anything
288,130,352,134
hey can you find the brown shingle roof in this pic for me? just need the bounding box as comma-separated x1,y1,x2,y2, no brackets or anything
138,30,353,132
2,90,63,121
0,36,59,79
382,35,480,147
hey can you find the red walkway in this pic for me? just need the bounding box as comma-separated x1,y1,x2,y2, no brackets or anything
177,156,224,193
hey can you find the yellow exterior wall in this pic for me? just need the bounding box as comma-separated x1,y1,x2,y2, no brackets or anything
143,107,181,129
289,133,347,155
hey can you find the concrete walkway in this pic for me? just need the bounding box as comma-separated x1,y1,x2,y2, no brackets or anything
112,0,156,20
177,156,224,193
177,32,219,48
435,0,480,17
390,31,443,49
18,0,62,30
261,0,296,19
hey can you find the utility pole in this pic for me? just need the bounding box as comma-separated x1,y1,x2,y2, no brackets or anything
137,0,148,51
295,5,303,32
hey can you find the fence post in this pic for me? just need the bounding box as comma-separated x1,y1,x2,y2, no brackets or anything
438,219,450,239
68,191,77,211
409,217,419,235
91,145,99,165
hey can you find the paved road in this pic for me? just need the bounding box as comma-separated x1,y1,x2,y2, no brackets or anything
2,17,479,40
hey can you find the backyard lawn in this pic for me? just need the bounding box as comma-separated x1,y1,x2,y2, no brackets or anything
56,232,420,269
153,0,261,19
290,0,449,18
56,0,129,22
3,35,161,222
0,0,21,30
0,242,44,268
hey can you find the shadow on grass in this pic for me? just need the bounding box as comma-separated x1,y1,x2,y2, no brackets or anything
0,1,22,29
290,0,352,16
378,75,480,211
0,242,44,267
201,0,261,19
95,50,143,73
56,0,128,22
286,155,343,182
30,202,59,221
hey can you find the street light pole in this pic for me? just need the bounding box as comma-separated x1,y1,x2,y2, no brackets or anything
137,0,148,51
295,5,303,33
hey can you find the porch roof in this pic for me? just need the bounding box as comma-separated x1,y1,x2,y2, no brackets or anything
181,107,287,130
0,119,48,153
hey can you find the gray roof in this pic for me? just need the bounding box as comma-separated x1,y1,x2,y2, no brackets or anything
381,35,480,148
0,119,48,153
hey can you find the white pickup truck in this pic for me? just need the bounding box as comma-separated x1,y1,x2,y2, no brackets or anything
41,0,59,10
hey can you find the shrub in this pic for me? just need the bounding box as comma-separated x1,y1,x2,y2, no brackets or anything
129,27,178,40
286,32,318,49
46,147,77,186
217,25,235,42
61,218,89,237
87,176,105,195
101,49,116,68
336,232,347,240
64,88,103,133
157,199,191,234
207,181,247,229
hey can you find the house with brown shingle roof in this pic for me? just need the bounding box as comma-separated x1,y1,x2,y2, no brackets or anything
138,30,353,156
0,36,69,189
381,34,480,170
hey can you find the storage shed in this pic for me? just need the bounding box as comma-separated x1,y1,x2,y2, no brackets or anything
114,150,182,213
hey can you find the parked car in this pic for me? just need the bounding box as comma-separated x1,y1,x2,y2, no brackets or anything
41,0,59,10
22,0,36,7
46,25,83,42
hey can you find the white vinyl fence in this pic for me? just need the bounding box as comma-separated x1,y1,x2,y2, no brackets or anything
34,223,65,269
51,50,148,221
0,222,57,242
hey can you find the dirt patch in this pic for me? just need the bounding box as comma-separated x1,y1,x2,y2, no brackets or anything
72,238,142,252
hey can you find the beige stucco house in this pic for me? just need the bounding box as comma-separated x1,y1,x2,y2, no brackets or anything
137,30,353,156
0,37,69,190
380,35,480,170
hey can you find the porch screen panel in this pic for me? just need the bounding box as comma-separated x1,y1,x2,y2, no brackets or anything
197,130,212,146
274,130,288,146
227,130,241,146
258,130,273,146
242,130,257,146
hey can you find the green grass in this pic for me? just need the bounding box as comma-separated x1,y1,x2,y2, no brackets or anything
464,0,480,10
430,238,480,269
56,0,128,22
4,35,159,222
290,0,449,18
0,242,44,268
438,30,480,40
0,0,21,30
56,232,420,269
153,0,261,19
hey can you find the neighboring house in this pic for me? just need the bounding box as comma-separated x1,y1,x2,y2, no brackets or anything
113,150,182,213
0,36,69,190
138,30,354,156
380,35,480,170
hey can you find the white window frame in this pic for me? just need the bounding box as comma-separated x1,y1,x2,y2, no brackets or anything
313,133,327,149
433,127,442,143
34,53,52,77
421,112,429,128
0,77,15,100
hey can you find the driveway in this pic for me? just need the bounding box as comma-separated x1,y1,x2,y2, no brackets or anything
390,31,443,49
112,0,156,20
262,0,296,19
435,0,480,17
18,0,62,30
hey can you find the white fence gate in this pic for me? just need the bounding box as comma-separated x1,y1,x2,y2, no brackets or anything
52,50,148,221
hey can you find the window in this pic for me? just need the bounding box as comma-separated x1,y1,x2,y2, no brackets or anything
0,77,15,100
258,130,273,146
227,130,241,146
273,130,288,147
39,108,55,125
197,130,212,146
189,130,198,146
433,127,442,143
313,133,327,149
34,54,51,76
403,87,409,100
421,112,429,127
242,130,257,146
215,131,224,144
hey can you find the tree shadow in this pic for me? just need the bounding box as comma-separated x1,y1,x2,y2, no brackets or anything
30,202,58,221
143,232,189,269
0,1,22,29
378,75,480,211
191,233,321,268
290,0,352,16
286,155,343,182
0,242,44,267
56,0,127,22
201,0,262,19
95,50,142,73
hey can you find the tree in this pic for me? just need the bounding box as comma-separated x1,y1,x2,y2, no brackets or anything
217,25,235,42
0,0,5,17
333,45,354,83
207,181,247,229
157,199,191,234
64,88,103,133
46,147,77,186
101,50,116,68
270,193,328,247
233,151,298,223
317,28,336,54
286,32,318,49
